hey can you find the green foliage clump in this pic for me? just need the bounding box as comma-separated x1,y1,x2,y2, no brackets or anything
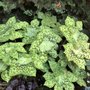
0,12,62,82
0,12,89,90
60,16,90,69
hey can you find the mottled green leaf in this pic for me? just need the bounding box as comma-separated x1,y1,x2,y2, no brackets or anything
64,82,74,90
0,61,7,72
76,21,83,31
39,41,55,52
65,16,75,27
54,85,63,90
31,19,39,27
44,72,55,88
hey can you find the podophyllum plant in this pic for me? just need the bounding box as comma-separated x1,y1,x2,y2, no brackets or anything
0,12,90,90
